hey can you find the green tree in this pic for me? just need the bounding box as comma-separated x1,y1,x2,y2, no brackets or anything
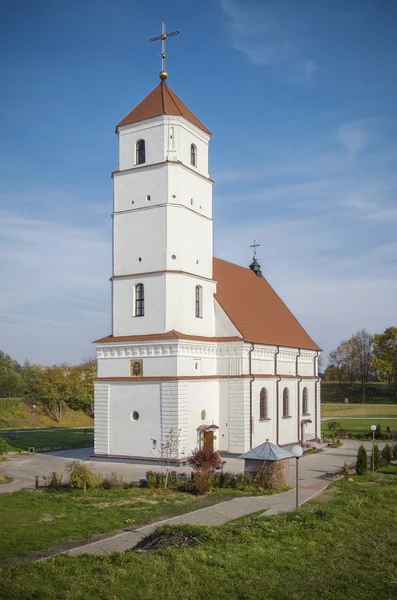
21,361,45,402
392,444,397,461
373,444,381,470
41,364,71,422
350,329,374,402
382,443,392,464
68,359,96,418
0,350,23,397
372,327,397,398
356,444,368,475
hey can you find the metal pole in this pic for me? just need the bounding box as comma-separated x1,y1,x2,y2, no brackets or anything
296,457,299,508
372,430,375,475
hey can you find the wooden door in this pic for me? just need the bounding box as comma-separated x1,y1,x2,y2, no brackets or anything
203,431,214,453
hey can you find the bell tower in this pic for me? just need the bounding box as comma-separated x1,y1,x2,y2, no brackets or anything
112,67,216,338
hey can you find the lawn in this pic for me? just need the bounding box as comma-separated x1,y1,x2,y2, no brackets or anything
0,398,93,430
1,467,397,599
321,403,397,418
322,419,397,437
0,484,266,562
2,428,94,452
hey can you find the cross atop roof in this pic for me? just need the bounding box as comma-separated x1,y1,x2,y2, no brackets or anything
149,20,180,81
250,240,260,259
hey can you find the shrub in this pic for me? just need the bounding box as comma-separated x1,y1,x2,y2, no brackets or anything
102,472,124,489
342,462,350,480
375,424,382,440
194,470,213,495
356,444,368,475
254,461,287,491
392,444,397,461
385,426,392,441
188,449,226,474
382,443,392,464
0,439,13,455
45,472,63,488
65,460,100,490
373,444,381,470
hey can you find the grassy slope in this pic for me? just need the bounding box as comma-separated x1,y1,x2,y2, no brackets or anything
0,398,93,430
1,467,397,600
321,403,397,418
321,382,395,403
0,486,269,561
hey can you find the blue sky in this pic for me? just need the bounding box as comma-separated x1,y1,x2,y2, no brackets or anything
0,0,396,365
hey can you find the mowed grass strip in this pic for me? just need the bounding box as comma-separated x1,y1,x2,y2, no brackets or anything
322,419,397,437
4,428,94,452
1,467,397,600
322,403,397,418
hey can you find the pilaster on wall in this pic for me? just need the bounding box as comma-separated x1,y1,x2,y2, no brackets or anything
228,378,250,454
94,383,110,455
316,380,321,440
160,381,189,456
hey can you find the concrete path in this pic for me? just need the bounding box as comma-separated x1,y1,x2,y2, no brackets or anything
57,440,374,557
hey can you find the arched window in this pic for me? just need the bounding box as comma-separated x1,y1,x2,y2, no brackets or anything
135,284,144,316
195,285,202,318
259,388,268,420
282,388,289,417
302,387,309,414
190,143,197,167
136,140,146,165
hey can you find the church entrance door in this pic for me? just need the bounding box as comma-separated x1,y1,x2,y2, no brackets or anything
203,431,214,453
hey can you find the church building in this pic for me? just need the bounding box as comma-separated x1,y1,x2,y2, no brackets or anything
94,55,321,460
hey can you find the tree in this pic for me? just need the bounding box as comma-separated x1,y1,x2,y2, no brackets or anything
382,443,392,464
68,359,96,417
373,444,380,470
356,444,368,475
372,327,397,397
21,361,45,402
350,329,374,402
0,350,23,397
151,428,185,489
41,364,71,422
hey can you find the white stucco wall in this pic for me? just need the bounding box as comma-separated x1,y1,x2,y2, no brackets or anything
108,382,161,457
186,380,219,453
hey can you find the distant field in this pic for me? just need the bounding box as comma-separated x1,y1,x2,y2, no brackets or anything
321,404,397,418
321,382,394,404
0,398,93,430
322,419,397,437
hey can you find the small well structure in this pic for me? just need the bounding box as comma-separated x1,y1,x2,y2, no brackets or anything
240,440,293,480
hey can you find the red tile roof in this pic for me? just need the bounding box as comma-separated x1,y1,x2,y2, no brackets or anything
213,257,320,351
94,330,241,344
116,82,211,135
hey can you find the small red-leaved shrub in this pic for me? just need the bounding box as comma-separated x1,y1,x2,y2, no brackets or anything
188,448,226,473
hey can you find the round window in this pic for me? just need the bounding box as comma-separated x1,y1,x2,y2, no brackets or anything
130,411,139,421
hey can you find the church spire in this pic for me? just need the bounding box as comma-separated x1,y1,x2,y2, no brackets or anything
149,20,180,82
249,240,262,277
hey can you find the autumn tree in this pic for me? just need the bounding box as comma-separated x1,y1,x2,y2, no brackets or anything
21,361,45,402
372,327,397,397
41,364,71,422
350,329,374,402
68,359,97,417
0,350,23,397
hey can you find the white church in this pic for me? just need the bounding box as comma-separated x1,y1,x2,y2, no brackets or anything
93,64,321,460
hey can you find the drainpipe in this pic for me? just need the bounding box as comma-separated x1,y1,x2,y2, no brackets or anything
296,349,302,442
249,343,255,449
274,346,280,445
314,350,319,440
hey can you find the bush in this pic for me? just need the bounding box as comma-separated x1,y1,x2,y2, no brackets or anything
188,449,226,473
65,460,100,490
385,426,392,441
375,424,382,440
0,438,13,455
356,444,368,475
382,443,392,464
373,444,381,470
102,472,124,489
392,444,397,461
342,462,350,480
44,472,63,488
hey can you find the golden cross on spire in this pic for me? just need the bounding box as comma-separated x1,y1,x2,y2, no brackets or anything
149,20,180,81
250,240,260,259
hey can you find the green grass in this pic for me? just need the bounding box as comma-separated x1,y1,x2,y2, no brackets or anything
0,485,268,562
321,382,395,403
322,419,397,437
322,403,397,418
0,398,93,430
2,428,94,452
1,467,397,599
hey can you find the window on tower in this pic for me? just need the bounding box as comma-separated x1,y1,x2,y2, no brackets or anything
259,388,268,420
195,285,203,318
190,144,197,167
282,388,290,417
136,140,146,165
135,284,144,316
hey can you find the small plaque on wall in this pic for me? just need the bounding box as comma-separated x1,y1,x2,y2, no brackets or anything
130,359,143,378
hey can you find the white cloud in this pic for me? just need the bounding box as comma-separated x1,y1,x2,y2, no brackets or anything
218,0,316,81
337,121,372,153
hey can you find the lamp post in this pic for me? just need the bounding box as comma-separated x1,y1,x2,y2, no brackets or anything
32,405,36,430
370,424,376,474
291,445,304,508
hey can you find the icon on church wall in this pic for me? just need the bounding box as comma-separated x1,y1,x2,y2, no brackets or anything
201,409,206,420
130,360,143,378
